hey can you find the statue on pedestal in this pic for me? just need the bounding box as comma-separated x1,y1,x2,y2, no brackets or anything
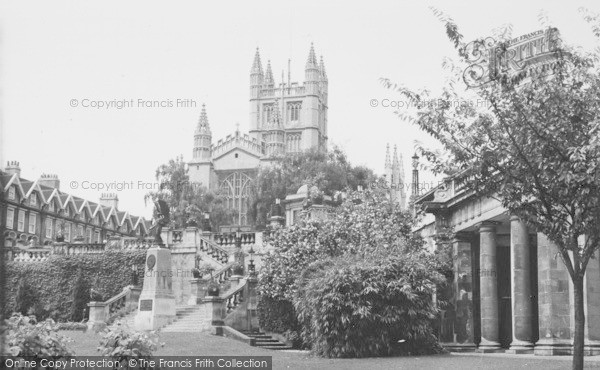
149,200,170,247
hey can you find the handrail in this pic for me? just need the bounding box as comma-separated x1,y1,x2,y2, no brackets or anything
198,236,230,264
87,285,141,329
212,262,235,284
223,280,246,314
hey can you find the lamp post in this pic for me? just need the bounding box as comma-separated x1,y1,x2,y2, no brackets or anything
203,213,211,232
248,245,256,274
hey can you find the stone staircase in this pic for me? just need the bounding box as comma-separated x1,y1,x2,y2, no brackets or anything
239,330,293,350
161,305,211,333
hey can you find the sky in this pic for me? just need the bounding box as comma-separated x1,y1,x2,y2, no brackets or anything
1,0,599,218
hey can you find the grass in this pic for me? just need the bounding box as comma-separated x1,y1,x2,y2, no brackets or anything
60,329,600,369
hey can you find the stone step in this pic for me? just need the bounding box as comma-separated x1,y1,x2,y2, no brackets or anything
257,345,293,350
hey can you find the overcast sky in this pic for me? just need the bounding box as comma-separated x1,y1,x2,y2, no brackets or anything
1,0,599,218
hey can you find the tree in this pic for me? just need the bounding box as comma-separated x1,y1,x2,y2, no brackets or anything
250,147,376,227
383,8,600,369
145,156,233,231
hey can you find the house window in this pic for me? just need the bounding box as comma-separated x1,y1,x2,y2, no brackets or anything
95,230,101,243
45,218,53,238
17,210,25,232
64,223,71,241
6,208,14,230
49,201,55,212
86,228,92,243
78,224,84,237
64,207,70,217
28,213,36,234
30,194,37,206
8,186,15,200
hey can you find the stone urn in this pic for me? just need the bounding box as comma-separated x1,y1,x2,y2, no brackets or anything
207,281,220,297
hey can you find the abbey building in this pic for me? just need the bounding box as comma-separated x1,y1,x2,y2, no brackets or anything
187,44,329,226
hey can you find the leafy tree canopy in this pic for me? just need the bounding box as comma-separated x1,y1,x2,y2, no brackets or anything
145,156,234,230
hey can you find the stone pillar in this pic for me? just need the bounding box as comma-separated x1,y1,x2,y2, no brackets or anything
188,279,209,305
87,302,108,331
134,248,177,330
508,216,534,353
445,234,476,351
204,296,225,326
584,248,600,355
246,275,259,331
478,222,502,352
534,233,572,355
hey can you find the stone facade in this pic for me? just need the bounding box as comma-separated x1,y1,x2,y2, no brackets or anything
415,174,600,355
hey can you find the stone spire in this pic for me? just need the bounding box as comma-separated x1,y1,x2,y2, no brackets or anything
305,43,319,71
193,104,212,161
269,98,283,127
264,60,274,86
195,104,211,134
319,55,327,80
251,47,263,75
385,144,391,169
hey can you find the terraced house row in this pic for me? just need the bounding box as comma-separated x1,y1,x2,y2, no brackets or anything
1,161,150,249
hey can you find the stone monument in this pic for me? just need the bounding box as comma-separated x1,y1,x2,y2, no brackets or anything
134,247,177,330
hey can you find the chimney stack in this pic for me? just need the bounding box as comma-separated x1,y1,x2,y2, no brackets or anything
99,193,119,210
38,174,60,190
5,161,21,176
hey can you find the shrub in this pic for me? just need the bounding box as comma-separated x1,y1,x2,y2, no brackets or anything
5,313,74,357
256,295,303,347
97,322,162,368
4,250,146,322
71,269,89,322
14,279,36,316
294,251,445,358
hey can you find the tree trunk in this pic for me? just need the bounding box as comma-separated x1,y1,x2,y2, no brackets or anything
572,275,585,370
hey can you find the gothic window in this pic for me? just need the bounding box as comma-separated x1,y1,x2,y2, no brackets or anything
219,172,253,226
263,104,274,125
288,102,301,122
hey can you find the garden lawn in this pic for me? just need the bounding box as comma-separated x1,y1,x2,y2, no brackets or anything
60,330,600,370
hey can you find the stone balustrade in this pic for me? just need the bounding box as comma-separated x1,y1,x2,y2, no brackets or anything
87,285,141,331
13,249,51,262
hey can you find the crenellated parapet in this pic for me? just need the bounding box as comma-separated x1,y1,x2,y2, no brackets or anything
212,130,264,158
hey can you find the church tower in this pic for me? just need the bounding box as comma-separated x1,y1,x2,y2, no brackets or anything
188,104,214,188
249,44,328,156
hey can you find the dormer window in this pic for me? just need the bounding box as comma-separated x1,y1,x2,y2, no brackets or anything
49,201,55,212
64,208,70,217
8,186,15,200
30,194,37,206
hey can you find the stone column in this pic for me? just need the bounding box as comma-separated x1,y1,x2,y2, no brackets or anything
478,222,502,352
446,234,476,351
508,215,534,353
534,233,571,355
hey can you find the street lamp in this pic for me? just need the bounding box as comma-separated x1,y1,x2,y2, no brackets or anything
248,245,256,274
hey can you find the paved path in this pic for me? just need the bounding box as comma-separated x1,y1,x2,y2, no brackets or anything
61,330,600,369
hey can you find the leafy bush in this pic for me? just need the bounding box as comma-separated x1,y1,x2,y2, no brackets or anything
71,269,89,322
5,313,74,357
14,279,36,316
294,251,445,358
256,295,302,347
4,250,146,322
97,322,162,368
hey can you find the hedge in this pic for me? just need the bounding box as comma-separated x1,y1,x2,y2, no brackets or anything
256,295,303,346
4,250,146,322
